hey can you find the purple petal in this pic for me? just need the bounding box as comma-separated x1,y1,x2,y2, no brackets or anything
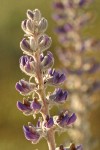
22,38,30,49
17,101,31,111
15,79,34,95
23,125,40,141
59,74,66,83
45,117,54,128
67,113,77,125
50,88,68,103
20,56,27,66
49,70,66,85
15,82,23,92
31,100,41,111
49,68,55,76
62,114,69,126
23,125,30,132
25,131,39,141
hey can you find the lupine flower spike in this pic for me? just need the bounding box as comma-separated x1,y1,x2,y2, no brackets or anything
53,0,100,149
16,9,82,150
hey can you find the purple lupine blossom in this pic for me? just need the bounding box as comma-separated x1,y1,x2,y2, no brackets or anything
49,88,68,103
53,0,99,149
23,123,41,144
15,9,80,150
47,69,66,85
17,98,42,115
20,55,35,76
55,111,77,128
15,79,35,95
17,99,32,115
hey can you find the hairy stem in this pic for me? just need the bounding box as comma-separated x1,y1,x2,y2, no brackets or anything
34,50,56,150
47,129,56,150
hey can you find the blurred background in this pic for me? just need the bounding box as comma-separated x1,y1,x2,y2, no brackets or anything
0,0,100,150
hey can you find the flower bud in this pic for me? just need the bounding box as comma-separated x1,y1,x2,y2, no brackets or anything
21,19,27,32
38,35,52,52
20,38,32,54
33,9,41,21
40,51,54,70
38,17,48,33
15,79,35,96
26,19,34,33
49,88,68,104
27,9,34,20
20,55,35,76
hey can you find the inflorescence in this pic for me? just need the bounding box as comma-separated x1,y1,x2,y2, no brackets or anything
15,9,82,150
52,0,100,149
